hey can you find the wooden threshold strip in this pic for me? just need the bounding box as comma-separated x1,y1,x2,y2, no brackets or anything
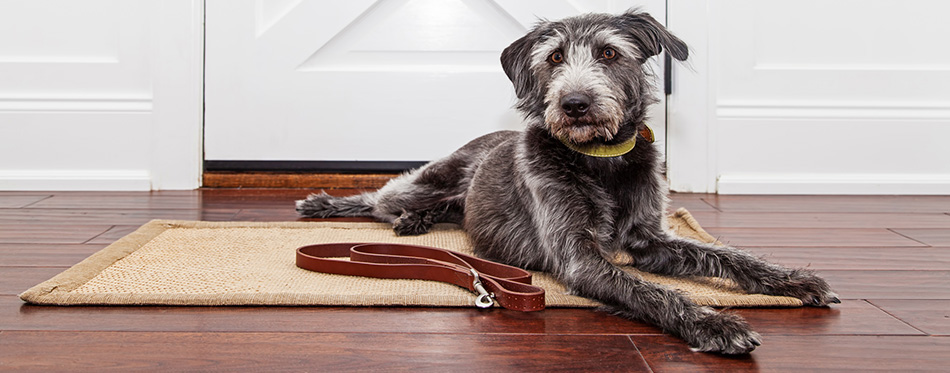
203,172,398,189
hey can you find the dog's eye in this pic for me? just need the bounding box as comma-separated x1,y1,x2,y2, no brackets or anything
549,50,564,64
601,47,617,60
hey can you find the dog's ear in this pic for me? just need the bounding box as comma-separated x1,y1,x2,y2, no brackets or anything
618,11,688,62
501,23,548,98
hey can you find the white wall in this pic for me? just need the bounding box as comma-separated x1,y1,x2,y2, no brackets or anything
668,0,950,194
0,0,203,191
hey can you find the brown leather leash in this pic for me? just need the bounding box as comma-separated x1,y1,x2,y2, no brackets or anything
295,243,545,311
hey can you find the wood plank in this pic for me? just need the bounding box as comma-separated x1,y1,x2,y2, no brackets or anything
734,300,923,336
702,195,950,213
868,300,950,336
203,172,397,189
689,211,950,229
817,270,950,300
3,297,659,335
3,298,919,337
741,247,950,271
890,228,950,247
85,225,140,245
3,297,918,337
669,193,720,213
0,331,650,371
200,188,370,197
0,208,239,225
200,188,313,204
27,191,202,210
634,335,950,372
704,227,926,248
0,224,113,244
0,267,65,296
0,194,51,208
0,243,106,267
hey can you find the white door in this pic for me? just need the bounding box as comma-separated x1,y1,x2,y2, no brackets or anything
667,0,950,194
0,0,202,191
205,0,669,170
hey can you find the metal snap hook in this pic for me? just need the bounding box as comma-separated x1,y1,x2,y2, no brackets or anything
471,269,494,309
475,292,494,308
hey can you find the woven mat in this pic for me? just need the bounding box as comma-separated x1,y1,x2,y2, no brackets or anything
20,208,802,308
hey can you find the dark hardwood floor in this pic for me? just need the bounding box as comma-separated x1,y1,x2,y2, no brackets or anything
1,189,949,371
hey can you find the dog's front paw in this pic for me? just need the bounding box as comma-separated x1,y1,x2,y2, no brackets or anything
769,269,840,306
683,308,761,355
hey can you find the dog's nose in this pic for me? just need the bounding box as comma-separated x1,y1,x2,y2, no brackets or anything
560,94,591,118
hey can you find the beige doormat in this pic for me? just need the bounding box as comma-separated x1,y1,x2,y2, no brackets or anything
20,208,802,308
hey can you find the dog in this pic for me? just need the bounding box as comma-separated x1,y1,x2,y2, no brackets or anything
296,10,839,354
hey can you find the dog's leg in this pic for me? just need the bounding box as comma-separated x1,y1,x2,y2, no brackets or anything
559,248,762,354
295,174,422,224
295,162,459,234
296,181,461,236
486,196,762,354
633,236,840,306
297,132,512,234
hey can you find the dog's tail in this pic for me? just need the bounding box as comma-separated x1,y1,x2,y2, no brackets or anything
296,191,376,218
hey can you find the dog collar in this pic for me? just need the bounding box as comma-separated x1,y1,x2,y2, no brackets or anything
558,125,655,158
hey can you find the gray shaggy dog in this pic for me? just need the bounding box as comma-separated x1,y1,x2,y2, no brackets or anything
297,10,839,354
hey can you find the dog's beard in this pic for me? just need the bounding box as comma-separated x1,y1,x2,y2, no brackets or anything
544,101,624,144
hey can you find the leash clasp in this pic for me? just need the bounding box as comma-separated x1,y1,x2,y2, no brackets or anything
470,269,494,309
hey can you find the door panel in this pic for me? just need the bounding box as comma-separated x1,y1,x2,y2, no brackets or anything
0,0,202,190
205,0,668,164
668,0,950,194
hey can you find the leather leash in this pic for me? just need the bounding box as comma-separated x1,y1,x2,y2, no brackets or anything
295,243,545,311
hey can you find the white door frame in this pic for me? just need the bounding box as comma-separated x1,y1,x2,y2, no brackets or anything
151,0,204,190
665,0,716,193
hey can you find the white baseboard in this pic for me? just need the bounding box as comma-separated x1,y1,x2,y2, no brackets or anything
0,170,152,191
717,173,950,195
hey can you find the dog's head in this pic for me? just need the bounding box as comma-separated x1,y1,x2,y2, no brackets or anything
501,10,688,145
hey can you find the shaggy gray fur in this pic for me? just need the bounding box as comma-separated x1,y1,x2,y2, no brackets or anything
297,10,839,355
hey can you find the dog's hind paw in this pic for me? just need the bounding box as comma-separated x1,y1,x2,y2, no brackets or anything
684,308,761,355
392,210,435,236
296,192,334,218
